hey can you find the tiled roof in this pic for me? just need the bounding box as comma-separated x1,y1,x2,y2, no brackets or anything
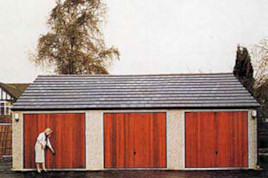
12,73,259,110
0,83,30,99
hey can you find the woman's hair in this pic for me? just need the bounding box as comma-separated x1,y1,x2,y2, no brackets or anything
44,128,53,135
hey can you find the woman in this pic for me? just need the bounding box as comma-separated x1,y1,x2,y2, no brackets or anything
35,128,55,173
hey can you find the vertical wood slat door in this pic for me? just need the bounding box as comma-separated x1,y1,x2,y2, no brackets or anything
185,112,248,168
24,113,85,169
104,112,166,168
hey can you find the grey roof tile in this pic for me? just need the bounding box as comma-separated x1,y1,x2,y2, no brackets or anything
12,73,260,110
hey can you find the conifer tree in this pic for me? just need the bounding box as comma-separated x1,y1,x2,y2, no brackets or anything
233,45,254,93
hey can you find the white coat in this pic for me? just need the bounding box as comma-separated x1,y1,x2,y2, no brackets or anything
35,132,54,163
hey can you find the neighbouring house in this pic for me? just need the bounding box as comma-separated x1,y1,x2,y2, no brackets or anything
0,83,30,119
11,73,259,170
0,83,29,156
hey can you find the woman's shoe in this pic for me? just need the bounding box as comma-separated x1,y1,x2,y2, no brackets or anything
37,169,41,173
43,168,47,172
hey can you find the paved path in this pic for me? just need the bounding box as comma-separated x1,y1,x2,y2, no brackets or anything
1,157,268,178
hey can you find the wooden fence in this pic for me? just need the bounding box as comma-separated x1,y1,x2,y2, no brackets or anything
259,122,268,148
258,116,268,168
0,116,12,156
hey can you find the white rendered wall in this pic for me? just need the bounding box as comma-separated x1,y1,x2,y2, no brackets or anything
248,109,258,169
86,111,103,170
167,110,185,169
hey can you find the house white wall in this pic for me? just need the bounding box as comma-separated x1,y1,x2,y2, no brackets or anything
12,109,257,171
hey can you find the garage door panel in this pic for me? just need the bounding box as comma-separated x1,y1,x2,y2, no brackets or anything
200,112,216,168
217,112,231,167
186,112,217,168
134,113,149,167
121,114,135,167
104,113,112,167
104,112,166,168
185,113,195,167
134,112,166,168
24,113,85,169
24,114,38,169
152,113,166,168
185,112,248,168
104,113,135,168
233,112,248,167
114,114,126,167
216,112,248,167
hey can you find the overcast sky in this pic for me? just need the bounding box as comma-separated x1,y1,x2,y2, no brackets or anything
0,0,268,83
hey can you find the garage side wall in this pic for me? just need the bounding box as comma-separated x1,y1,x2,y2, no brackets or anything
248,109,257,169
12,111,23,170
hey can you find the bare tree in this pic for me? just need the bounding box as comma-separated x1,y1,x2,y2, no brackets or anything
31,0,120,74
250,38,268,120
251,38,268,89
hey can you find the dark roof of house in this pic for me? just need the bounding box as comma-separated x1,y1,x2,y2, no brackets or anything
0,83,30,100
12,73,259,111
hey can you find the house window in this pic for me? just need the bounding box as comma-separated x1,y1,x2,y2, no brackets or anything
5,102,11,115
0,102,11,116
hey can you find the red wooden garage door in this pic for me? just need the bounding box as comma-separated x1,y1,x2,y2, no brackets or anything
24,113,85,168
185,112,248,168
104,113,166,168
